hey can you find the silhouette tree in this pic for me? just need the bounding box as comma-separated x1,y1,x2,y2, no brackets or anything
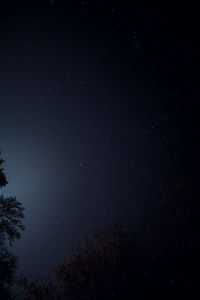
0,155,8,188
18,223,139,300
0,151,25,298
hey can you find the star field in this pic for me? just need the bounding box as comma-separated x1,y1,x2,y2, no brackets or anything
0,2,199,279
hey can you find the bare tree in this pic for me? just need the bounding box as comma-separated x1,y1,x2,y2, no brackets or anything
18,223,137,300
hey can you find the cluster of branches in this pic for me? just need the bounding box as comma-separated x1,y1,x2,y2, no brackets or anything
18,223,138,300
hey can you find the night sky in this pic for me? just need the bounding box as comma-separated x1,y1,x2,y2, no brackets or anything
0,1,199,279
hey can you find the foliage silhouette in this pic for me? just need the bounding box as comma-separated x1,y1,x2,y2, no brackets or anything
0,151,25,298
0,156,8,188
0,195,25,245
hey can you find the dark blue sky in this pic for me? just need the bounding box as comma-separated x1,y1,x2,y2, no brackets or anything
0,2,199,278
